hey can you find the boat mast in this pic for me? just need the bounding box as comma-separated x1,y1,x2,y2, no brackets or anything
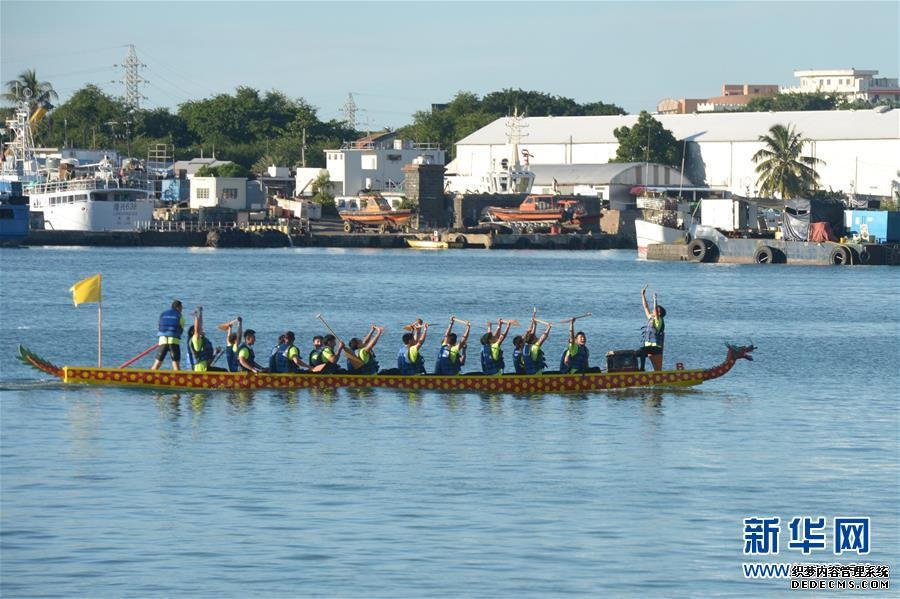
1,91,41,181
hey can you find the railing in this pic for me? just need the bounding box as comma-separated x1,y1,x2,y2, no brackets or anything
25,177,153,195
135,219,309,235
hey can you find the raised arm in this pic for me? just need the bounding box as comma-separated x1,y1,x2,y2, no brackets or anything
194,306,203,338
459,322,471,347
536,322,552,348
568,318,575,344
641,285,653,319
363,326,384,353
442,317,455,346
414,323,429,349
496,319,512,345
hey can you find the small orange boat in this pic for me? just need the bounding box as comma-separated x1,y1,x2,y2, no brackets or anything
486,195,600,231
340,191,413,233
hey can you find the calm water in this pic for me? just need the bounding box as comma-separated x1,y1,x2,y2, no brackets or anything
1,247,898,597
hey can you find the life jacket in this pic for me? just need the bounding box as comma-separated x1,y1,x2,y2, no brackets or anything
272,343,299,373
398,346,425,375
480,343,504,375
225,345,239,372
524,343,546,374
348,349,379,374
434,344,462,375
560,345,589,373
317,347,341,374
512,347,526,374
309,347,324,368
237,342,255,372
157,308,183,338
269,343,285,372
642,317,665,348
190,335,214,369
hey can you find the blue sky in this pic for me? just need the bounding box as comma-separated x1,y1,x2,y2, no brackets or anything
2,1,898,128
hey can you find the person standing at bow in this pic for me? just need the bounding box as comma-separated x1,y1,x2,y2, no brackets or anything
151,300,184,370
434,317,471,375
640,285,666,371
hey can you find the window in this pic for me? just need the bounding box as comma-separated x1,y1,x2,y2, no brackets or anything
222,188,238,200
197,188,210,199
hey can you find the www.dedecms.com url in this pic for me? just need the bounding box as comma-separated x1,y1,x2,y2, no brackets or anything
743,563,890,590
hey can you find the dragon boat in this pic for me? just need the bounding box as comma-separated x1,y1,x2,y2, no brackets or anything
17,344,755,393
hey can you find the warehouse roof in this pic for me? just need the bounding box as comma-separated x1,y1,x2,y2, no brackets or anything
457,108,900,145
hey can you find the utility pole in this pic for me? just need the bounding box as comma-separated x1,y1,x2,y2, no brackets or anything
301,128,307,168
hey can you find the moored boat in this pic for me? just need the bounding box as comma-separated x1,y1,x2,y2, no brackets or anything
485,195,600,233
340,191,412,233
18,343,755,393
0,181,29,245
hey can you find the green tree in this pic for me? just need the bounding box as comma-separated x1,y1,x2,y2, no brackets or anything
311,171,337,216
612,111,682,168
744,93,837,112
2,68,58,108
195,163,250,178
752,124,822,198
41,85,128,149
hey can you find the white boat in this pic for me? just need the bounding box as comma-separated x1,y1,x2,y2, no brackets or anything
635,218,688,257
632,186,730,257
1,96,153,232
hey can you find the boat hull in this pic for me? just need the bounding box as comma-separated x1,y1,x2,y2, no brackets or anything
61,365,707,392
405,239,465,249
635,218,687,257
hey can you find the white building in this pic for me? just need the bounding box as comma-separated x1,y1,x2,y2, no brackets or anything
784,69,900,104
325,137,445,196
449,109,900,199
189,176,247,210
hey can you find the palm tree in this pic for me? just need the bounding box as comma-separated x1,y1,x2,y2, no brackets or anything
2,69,59,109
752,124,823,198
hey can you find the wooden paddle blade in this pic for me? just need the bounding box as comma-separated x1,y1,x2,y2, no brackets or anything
217,322,231,331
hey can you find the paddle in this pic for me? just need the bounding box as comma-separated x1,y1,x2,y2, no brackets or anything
208,348,224,367
534,318,553,326
450,316,471,325
486,320,520,327
217,318,240,332
118,343,159,369
403,320,431,331
557,312,592,323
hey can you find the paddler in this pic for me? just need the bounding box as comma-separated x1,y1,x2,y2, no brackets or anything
639,285,666,371
346,325,384,374
480,318,511,375
151,299,184,370
434,317,470,375
308,335,324,369
237,329,266,374
224,316,242,372
398,320,428,375
523,318,551,375
317,334,344,373
186,305,224,372
560,318,589,374
272,331,309,373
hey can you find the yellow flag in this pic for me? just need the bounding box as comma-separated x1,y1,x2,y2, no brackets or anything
70,274,102,306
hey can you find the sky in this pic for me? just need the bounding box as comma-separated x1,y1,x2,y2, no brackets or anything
2,1,898,129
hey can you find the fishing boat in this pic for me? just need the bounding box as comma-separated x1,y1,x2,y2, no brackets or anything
485,195,600,233
0,95,154,232
18,343,755,393
339,191,413,233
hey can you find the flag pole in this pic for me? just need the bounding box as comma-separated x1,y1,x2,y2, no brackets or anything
98,298,102,367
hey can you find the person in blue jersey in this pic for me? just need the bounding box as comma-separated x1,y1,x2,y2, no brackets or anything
271,331,308,373
223,316,242,372
523,318,552,375
186,305,224,372
151,300,185,370
639,285,666,371
480,318,511,375
268,333,287,372
434,317,471,375
560,318,589,374
398,320,428,375
346,325,384,374
237,329,266,374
